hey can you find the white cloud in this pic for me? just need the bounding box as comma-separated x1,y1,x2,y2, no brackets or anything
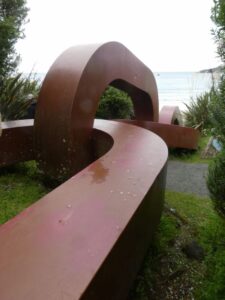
16,0,221,73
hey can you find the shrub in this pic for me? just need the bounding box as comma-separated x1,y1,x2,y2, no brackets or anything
207,75,225,219
183,88,216,132
210,75,225,147
208,0,225,219
207,151,225,217
0,73,40,121
96,86,134,119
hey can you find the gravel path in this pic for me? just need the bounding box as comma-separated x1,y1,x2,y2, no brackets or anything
166,161,209,197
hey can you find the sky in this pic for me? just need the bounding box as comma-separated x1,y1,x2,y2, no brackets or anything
17,0,222,73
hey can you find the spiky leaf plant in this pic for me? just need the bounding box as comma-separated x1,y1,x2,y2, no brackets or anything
0,73,40,121
183,88,216,132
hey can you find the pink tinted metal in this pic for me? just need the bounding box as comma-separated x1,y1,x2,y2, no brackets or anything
159,105,183,125
117,119,199,149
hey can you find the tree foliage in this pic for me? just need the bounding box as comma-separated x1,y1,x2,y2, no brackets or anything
0,0,40,121
210,77,225,146
96,86,134,120
0,0,28,83
210,0,225,146
207,0,225,217
211,0,225,62
207,151,225,217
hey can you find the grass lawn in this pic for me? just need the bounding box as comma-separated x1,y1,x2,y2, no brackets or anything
0,161,49,224
130,191,225,300
169,135,214,164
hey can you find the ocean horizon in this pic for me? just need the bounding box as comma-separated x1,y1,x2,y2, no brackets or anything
155,71,217,111
33,71,217,112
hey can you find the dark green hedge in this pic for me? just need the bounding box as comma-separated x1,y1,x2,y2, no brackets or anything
96,86,134,120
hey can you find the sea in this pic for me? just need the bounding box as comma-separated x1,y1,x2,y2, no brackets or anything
154,72,217,112
36,72,218,113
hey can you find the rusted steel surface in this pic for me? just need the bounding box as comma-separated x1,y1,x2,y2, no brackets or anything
0,120,168,300
0,41,198,299
0,120,34,167
147,122,199,149
159,105,183,125
117,119,199,149
34,42,159,180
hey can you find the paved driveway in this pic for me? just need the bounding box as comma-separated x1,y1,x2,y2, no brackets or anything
166,161,209,197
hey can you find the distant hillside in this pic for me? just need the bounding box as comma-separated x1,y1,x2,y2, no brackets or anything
200,66,224,73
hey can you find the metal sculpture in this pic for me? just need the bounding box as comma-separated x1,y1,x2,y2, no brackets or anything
117,118,199,149
0,120,167,300
0,42,198,299
117,105,199,149
34,42,159,180
159,105,182,125
0,120,33,166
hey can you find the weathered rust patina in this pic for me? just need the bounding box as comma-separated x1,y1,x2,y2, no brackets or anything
0,120,34,166
0,119,167,300
34,42,159,180
117,119,199,149
0,41,198,299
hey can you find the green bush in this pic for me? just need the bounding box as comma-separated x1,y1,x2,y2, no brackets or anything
183,88,216,132
210,75,225,147
0,73,40,121
208,0,225,219
207,151,225,217
96,86,134,119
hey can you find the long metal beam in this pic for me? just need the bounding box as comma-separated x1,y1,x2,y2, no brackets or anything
0,119,168,300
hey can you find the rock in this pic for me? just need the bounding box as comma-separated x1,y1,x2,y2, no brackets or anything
182,240,205,261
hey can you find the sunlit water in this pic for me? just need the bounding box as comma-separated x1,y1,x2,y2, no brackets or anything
35,72,219,113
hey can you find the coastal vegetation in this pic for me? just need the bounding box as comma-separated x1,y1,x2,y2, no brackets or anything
181,0,225,218
207,0,225,218
211,0,225,63
0,0,28,82
0,73,40,120
183,88,216,133
96,86,134,120
0,0,40,121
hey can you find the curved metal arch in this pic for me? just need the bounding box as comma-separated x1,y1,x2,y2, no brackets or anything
34,42,159,179
159,105,183,125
